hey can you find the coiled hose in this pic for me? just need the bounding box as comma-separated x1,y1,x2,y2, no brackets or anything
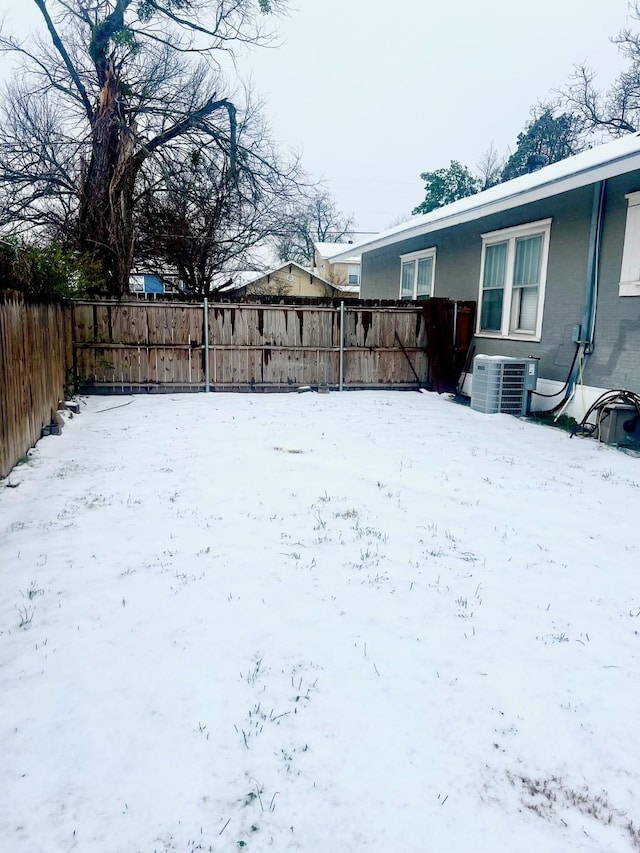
570,389,640,441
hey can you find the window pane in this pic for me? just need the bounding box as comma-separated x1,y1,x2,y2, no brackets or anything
480,242,506,331
511,236,542,331
483,242,507,289
514,235,542,285
480,288,503,331
348,265,360,285
401,261,415,298
512,285,538,331
416,257,433,296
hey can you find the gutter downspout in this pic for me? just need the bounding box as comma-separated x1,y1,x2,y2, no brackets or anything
569,180,606,392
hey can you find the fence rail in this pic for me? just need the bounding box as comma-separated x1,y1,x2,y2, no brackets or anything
1,294,473,477
0,291,72,478
72,300,437,392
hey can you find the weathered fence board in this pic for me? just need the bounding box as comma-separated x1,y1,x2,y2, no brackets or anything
0,291,72,478
71,300,439,392
1,294,472,475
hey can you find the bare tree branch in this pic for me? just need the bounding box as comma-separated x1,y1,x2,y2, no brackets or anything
559,6,640,139
0,0,290,295
32,0,94,121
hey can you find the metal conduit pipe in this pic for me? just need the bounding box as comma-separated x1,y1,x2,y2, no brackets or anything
575,181,606,364
535,180,606,417
557,180,606,412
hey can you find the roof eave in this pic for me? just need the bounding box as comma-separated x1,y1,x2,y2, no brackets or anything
330,149,640,260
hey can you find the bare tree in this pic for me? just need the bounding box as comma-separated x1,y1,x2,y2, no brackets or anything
561,3,640,137
476,142,504,190
136,101,302,296
0,0,286,295
273,190,355,265
385,212,413,228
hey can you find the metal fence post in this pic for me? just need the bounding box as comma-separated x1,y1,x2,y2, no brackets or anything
203,297,210,392
339,300,345,391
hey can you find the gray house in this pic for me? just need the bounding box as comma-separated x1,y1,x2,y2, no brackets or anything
330,134,640,419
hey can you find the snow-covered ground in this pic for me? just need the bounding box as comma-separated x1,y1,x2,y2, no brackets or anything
1,391,639,853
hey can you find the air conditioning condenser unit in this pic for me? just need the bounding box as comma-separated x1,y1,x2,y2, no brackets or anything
471,355,538,416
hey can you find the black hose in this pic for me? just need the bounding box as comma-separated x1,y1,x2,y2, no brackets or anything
531,344,580,399
571,389,640,439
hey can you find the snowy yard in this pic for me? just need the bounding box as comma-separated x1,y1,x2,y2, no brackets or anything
1,391,639,853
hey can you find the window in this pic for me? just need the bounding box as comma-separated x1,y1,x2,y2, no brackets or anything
399,249,436,300
619,191,640,296
477,219,551,340
348,264,360,285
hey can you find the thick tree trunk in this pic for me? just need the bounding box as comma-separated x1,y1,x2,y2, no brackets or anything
78,60,137,297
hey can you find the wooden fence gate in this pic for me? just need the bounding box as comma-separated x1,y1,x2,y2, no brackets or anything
71,298,471,393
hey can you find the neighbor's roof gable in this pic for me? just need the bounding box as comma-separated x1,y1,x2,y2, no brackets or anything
217,261,342,293
330,133,640,260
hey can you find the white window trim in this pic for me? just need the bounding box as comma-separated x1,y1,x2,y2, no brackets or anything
476,218,552,342
347,264,360,285
619,191,640,296
399,248,436,299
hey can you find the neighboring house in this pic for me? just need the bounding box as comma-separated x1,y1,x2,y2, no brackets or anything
221,261,356,299
129,273,166,294
330,134,640,418
314,242,362,292
129,270,188,294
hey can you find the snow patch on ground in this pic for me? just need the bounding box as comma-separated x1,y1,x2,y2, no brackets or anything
1,391,639,852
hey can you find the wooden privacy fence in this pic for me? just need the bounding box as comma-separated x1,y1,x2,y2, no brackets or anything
0,291,72,478
0,294,475,476
72,298,472,393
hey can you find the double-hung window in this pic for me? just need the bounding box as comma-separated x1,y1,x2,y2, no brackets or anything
399,248,436,300
477,219,551,340
348,264,360,285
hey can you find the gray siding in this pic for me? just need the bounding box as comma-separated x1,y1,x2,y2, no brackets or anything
361,175,640,391
586,173,640,391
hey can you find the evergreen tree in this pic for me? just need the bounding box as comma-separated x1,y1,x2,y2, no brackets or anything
501,105,582,182
412,161,480,215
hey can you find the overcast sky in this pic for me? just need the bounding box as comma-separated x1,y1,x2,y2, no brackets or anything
0,0,633,234
241,0,632,232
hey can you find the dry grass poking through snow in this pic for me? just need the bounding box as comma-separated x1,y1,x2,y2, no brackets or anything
507,772,640,849
1,391,639,853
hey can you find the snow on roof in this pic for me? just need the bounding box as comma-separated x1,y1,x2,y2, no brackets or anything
213,270,260,292
314,242,361,264
217,261,341,293
329,133,640,261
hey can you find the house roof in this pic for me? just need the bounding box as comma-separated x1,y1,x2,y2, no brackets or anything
334,284,360,294
314,241,361,264
217,261,343,293
329,132,640,260
213,270,261,292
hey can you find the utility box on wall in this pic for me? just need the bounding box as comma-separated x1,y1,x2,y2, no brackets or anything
471,355,539,416
597,403,640,448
